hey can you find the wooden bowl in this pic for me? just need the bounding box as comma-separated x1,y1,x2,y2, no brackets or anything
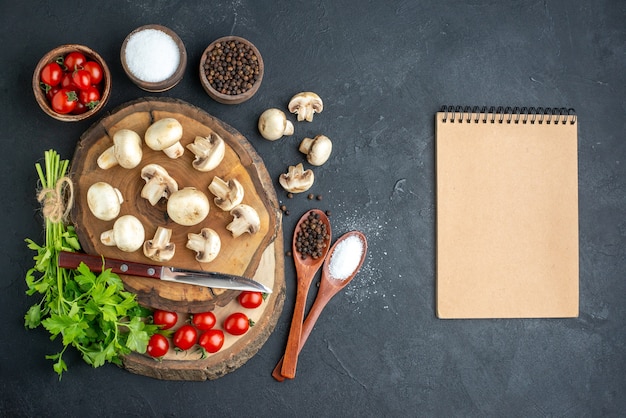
32,44,111,122
121,24,187,92
199,36,264,105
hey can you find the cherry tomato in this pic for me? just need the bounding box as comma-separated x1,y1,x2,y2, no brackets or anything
71,69,92,90
51,88,78,114
40,62,63,87
223,312,252,336
83,61,103,84
173,324,198,350
71,101,88,115
147,334,169,358
64,51,86,71
46,86,60,102
79,86,101,108
191,311,216,331
198,329,224,354
61,73,77,89
238,291,264,309
153,310,178,330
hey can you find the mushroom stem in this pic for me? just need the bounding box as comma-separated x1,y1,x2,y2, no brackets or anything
143,226,176,262
186,228,221,263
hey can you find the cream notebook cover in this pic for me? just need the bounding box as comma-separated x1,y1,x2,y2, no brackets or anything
435,106,579,319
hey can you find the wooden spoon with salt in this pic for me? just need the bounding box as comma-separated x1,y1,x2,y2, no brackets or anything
280,209,332,379
273,230,368,381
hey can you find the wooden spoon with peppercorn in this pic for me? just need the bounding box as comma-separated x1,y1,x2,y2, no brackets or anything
280,209,331,379
273,230,367,381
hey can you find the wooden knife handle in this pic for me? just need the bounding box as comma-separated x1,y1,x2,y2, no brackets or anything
58,251,161,279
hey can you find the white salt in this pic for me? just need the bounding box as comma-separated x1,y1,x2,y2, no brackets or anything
328,234,364,281
125,29,180,82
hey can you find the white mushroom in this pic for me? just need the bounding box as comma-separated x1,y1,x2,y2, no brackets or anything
140,164,179,206
186,228,221,263
288,92,323,122
279,163,315,193
87,182,123,221
144,118,185,159
186,133,226,172
167,187,210,226
299,135,332,166
258,108,294,141
208,176,244,211
100,215,145,252
226,204,261,238
97,129,143,169
143,226,176,262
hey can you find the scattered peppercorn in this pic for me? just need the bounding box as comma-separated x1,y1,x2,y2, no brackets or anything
287,193,294,199
203,39,260,96
294,211,330,260
286,251,292,257
325,210,331,217
316,194,323,201
307,193,314,200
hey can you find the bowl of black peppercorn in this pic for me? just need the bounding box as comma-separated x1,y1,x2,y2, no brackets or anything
199,36,264,104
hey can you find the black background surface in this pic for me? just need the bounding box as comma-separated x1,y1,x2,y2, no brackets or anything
1,1,624,416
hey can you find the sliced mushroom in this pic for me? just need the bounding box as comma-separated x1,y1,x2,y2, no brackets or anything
143,226,176,262
227,204,261,238
186,133,226,172
299,135,332,166
100,215,145,252
97,129,143,169
288,92,323,122
258,108,294,140
140,164,179,206
167,187,210,226
144,118,185,159
87,182,123,221
208,176,244,211
279,163,315,193
186,228,221,263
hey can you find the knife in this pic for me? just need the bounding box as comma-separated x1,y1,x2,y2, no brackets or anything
58,251,272,294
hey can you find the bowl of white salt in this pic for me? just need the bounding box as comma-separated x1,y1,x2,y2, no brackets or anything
121,24,187,92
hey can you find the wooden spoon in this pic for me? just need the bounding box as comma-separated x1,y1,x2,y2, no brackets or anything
273,230,367,381
280,209,332,379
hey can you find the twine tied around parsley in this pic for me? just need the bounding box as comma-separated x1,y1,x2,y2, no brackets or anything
37,176,74,223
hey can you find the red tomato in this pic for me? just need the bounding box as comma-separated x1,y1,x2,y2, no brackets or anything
40,62,63,87
238,291,264,309
153,310,178,330
51,88,78,114
61,73,77,89
64,51,86,71
198,329,224,354
83,61,103,84
146,334,169,358
173,324,198,350
223,312,252,336
191,311,216,331
79,86,101,107
71,69,92,90
46,86,60,102
71,101,88,115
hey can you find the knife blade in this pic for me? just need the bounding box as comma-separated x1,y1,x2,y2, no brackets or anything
57,251,272,294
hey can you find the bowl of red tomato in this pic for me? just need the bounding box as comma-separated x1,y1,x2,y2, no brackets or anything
32,44,111,122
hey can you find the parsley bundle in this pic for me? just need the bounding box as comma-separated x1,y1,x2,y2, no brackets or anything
24,150,157,379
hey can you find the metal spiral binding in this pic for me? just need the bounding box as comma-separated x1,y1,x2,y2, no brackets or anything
440,105,576,125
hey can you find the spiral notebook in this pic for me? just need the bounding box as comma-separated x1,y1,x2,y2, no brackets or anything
435,106,579,319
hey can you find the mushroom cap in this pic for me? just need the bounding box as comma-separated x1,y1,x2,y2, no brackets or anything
186,134,226,172
288,92,323,122
186,227,221,263
140,164,179,206
227,204,261,237
167,187,210,226
144,118,184,151
87,181,123,221
258,108,294,141
143,226,176,262
279,163,315,193
101,215,145,252
113,129,143,168
299,135,332,166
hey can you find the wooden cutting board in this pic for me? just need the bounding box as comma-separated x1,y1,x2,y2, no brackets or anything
69,98,285,379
